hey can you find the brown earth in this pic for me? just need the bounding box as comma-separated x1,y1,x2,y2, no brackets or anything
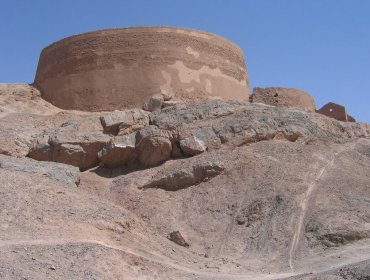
1,83,370,280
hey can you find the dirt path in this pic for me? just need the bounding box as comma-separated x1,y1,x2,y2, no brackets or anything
288,140,360,272
288,158,333,271
0,237,296,280
1,236,369,279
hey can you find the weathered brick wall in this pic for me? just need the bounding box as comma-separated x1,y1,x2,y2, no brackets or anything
34,27,250,111
251,87,316,112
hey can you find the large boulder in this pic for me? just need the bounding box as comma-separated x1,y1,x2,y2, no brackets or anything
98,133,137,168
143,95,165,112
46,116,111,170
179,136,207,156
99,125,174,168
28,132,54,161
137,136,172,167
100,109,149,135
135,126,174,167
135,125,174,145
53,144,89,168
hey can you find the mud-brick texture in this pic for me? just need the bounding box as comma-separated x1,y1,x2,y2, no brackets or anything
317,102,356,122
34,26,250,111
251,87,316,112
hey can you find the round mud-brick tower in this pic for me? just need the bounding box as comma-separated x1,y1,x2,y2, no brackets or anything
34,26,250,111
251,87,316,112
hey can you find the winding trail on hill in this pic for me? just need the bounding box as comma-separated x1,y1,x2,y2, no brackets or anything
1,236,370,279
0,238,295,280
288,139,360,272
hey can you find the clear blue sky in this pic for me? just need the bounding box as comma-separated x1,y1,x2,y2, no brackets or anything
0,0,369,122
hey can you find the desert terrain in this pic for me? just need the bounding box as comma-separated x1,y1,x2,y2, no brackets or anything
0,83,370,280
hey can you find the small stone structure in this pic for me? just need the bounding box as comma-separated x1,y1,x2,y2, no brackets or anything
34,26,250,112
316,102,355,122
251,87,316,112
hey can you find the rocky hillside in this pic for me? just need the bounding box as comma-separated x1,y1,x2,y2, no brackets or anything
1,83,370,280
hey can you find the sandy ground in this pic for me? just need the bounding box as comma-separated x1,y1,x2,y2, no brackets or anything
0,83,370,279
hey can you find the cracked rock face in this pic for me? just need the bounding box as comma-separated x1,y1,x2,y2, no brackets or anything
25,99,370,173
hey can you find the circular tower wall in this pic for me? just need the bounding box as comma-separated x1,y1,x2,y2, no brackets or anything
252,87,316,112
34,26,250,111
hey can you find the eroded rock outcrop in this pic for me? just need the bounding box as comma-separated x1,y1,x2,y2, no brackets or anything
48,117,111,170
28,116,110,170
150,100,370,148
0,84,81,158
99,126,174,168
25,100,370,171
0,154,79,187
1,83,370,279
143,160,225,191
